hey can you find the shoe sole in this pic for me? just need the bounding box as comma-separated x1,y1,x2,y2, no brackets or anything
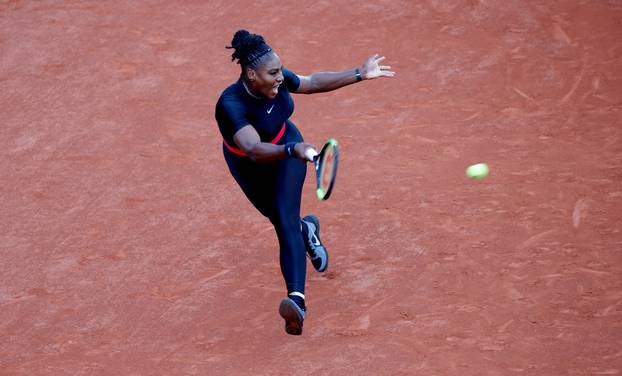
303,215,328,272
279,299,304,336
312,245,328,272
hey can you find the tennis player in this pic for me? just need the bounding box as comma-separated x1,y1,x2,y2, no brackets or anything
215,29,394,335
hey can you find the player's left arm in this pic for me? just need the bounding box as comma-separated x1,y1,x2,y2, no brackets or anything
294,54,395,94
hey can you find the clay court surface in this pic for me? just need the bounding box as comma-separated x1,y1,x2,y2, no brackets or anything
2,0,622,374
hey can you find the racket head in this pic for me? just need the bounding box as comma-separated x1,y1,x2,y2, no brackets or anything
315,138,339,201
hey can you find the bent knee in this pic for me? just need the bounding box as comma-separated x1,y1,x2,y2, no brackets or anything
269,212,301,232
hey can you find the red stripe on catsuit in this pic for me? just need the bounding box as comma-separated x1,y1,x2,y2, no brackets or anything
223,122,287,157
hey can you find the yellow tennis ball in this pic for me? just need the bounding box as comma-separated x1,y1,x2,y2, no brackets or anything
466,163,489,179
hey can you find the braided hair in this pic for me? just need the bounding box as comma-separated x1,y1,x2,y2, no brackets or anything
226,29,273,70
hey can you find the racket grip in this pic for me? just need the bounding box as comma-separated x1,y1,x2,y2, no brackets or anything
304,148,318,161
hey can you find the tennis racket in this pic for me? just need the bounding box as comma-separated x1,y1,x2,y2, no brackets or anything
304,138,339,201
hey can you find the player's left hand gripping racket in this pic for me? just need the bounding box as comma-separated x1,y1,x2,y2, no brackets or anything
304,139,339,201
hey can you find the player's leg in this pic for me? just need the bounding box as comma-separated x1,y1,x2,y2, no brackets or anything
269,154,307,301
224,140,307,335
270,154,307,335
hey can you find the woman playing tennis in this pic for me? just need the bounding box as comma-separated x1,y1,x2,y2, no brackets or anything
215,30,394,335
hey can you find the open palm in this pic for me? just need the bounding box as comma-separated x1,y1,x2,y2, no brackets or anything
361,54,395,80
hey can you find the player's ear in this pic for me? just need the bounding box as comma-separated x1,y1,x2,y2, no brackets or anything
246,68,257,82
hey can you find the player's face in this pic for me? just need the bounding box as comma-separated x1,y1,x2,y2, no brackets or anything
250,53,284,99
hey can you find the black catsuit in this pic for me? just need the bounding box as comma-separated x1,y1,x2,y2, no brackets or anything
215,68,308,295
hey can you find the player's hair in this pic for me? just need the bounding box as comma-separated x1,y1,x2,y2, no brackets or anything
226,29,273,70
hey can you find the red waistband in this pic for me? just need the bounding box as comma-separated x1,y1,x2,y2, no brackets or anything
223,122,287,157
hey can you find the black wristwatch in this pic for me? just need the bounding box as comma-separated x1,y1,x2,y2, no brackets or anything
355,68,363,82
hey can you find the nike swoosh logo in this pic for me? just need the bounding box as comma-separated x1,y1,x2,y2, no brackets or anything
304,221,321,246
267,105,274,114
311,235,321,246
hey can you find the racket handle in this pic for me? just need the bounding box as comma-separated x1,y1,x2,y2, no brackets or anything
304,148,318,162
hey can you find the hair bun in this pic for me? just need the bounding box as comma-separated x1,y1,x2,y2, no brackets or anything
230,29,251,50
226,29,269,65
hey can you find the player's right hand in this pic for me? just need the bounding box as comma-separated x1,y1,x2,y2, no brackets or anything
294,143,317,162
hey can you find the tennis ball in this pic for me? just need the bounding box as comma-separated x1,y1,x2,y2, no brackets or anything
466,163,489,179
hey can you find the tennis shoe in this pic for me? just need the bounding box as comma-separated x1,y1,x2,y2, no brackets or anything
279,298,306,335
302,214,328,272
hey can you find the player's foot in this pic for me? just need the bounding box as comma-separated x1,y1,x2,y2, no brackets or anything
301,214,328,272
279,297,306,336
